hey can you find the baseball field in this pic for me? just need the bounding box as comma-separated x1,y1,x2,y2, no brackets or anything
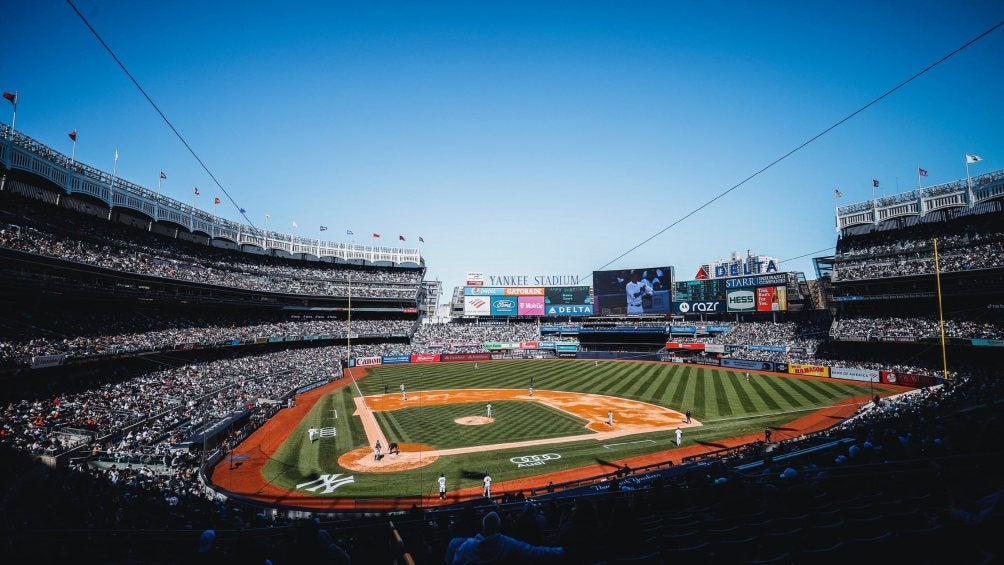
211,359,900,508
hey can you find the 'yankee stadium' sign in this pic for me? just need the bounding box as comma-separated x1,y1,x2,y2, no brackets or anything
484,274,580,286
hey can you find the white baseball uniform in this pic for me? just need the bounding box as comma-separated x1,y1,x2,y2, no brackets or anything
483,475,492,498
625,281,651,314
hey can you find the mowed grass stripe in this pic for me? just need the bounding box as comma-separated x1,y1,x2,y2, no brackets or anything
719,370,757,415
624,363,666,400
693,367,709,417
710,371,735,417
746,375,783,411
760,375,806,409
668,365,692,408
782,377,825,405
642,366,672,403
796,378,840,401
609,363,650,397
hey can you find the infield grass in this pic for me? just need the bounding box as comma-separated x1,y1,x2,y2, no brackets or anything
262,360,890,498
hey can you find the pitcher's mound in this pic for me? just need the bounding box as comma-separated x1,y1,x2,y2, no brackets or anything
338,443,438,472
455,416,494,425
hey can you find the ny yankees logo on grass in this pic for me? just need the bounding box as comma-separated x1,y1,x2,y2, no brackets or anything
296,474,355,494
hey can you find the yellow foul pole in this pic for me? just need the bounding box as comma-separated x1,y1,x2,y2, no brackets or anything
933,238,949,384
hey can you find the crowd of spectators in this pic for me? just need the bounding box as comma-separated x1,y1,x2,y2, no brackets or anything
834,229,1004,281
0,346,346,456
708,321,826,351
832,316,1004,341
0,310,414,364
0,215,422,298
411,322,544,353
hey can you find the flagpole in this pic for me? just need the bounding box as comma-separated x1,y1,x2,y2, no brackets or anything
917,166,922,190
158,173,162,194
71,133,76,165
9,91,16,136
963,155,971,191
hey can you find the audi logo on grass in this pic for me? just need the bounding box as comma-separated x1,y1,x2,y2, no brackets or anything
510,453,561,468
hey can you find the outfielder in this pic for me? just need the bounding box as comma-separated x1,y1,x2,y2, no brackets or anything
745,372,750,382
438,473,447,500
483,473,492,498
308,428,317,443
486,403,493,418
529,385,534,398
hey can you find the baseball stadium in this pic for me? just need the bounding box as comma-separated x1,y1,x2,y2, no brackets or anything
3,4,1004,564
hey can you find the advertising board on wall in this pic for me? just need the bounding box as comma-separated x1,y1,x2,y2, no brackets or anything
464,286,504,296
490,296,518,316
788,364,830,377
756,286,788,312
381,354,411,365
463,296,491,316
726,289,756,312
725,273,788,289
442,352,492,362
546,304,594,316
830,367,880,382
410,353,441,363
881,371,941,388
356,356,383,367
518,295,545,316
466,272,484,286
592,266,673,315
665,342,706,350
673,300,726,314
720,358,775,372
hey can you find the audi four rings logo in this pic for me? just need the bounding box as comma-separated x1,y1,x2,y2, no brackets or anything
510,453,561,468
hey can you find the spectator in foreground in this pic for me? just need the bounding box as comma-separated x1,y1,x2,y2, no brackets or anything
452,511,564,564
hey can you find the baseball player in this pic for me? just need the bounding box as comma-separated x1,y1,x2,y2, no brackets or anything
529,385,534,398
438,473,447,500
675,427,683,446
625,270,652,315
685,410,692,424
483,473,492,498
486,403,493,418
308,428,317,443
608,410,614,426
745,372,751,382
374,440,382,461
400,383,407,401
475,363,478,370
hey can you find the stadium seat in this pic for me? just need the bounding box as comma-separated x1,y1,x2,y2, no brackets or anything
611,551,662,564
798,541,845,563
662,541,709,562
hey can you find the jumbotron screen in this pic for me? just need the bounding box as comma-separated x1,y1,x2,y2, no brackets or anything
593,266,674,315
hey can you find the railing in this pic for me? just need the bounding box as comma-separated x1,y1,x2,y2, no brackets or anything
835,169,1004,229
1,122,422,265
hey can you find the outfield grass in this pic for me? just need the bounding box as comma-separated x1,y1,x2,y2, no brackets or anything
374,400,591,450
262,360,889,498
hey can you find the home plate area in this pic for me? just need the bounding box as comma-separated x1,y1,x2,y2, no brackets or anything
337,388,700,473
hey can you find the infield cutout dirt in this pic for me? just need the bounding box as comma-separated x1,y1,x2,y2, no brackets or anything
340,389,700,472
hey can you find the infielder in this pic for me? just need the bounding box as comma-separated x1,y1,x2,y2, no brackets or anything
308,428,317,443
438,473,447,500
483,473,492,498
529,385,534,398
486,403,493,418
625,270,652,315
608,410,614,426
400,383,407,401
675,427,683,446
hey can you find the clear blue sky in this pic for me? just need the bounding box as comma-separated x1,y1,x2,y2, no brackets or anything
4,1,1003,295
